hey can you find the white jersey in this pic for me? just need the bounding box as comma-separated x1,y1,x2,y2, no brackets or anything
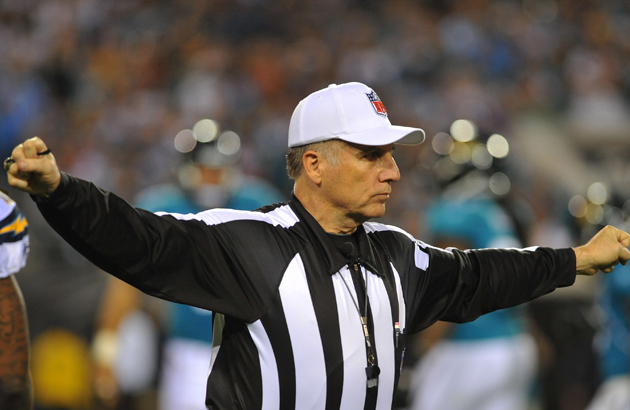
0,191,29,278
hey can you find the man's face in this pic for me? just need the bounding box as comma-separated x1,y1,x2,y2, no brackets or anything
320,142,400,223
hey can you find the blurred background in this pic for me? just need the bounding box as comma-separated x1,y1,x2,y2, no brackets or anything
1,0,630,409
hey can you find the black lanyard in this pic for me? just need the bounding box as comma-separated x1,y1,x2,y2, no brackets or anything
340,258,380,388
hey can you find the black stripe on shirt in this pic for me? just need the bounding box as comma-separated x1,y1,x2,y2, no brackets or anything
347,263,379,410
261,293,296,410
301,246,345,410
206,317,263,410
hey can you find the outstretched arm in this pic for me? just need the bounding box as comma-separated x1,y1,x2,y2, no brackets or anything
0,276,32,410
573,225,630,275
5,137,60,197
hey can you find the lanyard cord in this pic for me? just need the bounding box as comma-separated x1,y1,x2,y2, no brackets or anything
339,259,368,320
339,259,380,388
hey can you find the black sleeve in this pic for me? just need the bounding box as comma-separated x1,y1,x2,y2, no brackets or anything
396,240,575,335
34,173,292,322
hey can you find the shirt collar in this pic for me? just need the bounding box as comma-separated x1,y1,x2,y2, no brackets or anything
288,194,384,277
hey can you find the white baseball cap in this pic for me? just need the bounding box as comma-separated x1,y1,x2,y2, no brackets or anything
288,82,425,148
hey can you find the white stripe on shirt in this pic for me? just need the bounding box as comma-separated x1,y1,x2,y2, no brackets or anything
159,204,300,229
279,254,328,410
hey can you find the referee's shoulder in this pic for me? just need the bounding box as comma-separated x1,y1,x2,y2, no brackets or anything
364,221,416,243
250,201,300,227
364,221,423,260
196,201,302,235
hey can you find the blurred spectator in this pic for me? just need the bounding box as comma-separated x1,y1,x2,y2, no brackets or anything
586,263,630,410
527,186,601,410
409,197,537,410
583,199,630,410
0,189,32,409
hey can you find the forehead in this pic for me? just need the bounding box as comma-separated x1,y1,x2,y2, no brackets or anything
343,141,395,152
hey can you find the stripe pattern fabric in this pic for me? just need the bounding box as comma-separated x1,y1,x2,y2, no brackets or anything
35,173,578,410
162,202,417,410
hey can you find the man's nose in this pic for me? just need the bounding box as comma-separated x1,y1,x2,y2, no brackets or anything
381,155,401,183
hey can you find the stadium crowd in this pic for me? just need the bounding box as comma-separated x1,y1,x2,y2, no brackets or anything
1,0,630,409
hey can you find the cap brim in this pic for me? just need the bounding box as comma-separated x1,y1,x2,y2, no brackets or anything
336,125,425,146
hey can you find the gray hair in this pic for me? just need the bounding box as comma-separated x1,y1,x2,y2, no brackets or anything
286,139,344,180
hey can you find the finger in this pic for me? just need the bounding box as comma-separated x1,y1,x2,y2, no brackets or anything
6,173,30,191
9,143,25,163
22,137,48,159
4,159,16,175
16,156,51,175
6,145,27,179
22,139,38,159
617,228,630,248
619,245,630,265
15,138,53,174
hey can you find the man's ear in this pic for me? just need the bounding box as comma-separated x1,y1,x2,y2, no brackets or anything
302,150,323,185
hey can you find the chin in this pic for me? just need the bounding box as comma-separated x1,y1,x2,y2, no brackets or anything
363,205,387,220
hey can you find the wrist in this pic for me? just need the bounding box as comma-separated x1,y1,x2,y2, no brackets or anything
31,171,67,203
573,246,596,275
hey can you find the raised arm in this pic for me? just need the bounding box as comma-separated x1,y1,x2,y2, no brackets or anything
5,138,289,323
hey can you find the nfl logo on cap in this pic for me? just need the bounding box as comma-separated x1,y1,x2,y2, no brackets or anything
366,90,387,116
287,82,425,148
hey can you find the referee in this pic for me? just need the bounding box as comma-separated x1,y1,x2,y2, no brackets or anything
6,82,630,410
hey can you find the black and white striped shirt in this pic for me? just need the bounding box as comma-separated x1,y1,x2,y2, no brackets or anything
36,173,576,410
